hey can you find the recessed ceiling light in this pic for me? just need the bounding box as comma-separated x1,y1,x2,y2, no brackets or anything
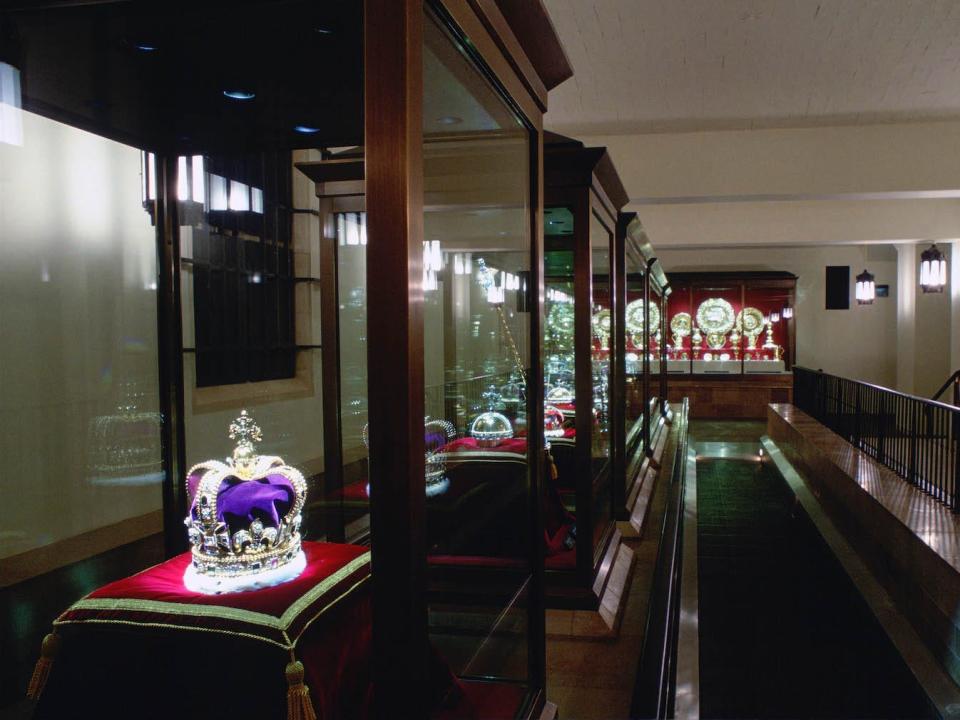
314,27,334,35
223,90,256,101
134,43,158,52
437,116,462,125
294,125,321,134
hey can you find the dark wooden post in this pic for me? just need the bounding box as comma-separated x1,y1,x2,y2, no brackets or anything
156,154,188,558
365,0,429,715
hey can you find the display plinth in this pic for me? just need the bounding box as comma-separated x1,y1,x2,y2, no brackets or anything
31,542,373,719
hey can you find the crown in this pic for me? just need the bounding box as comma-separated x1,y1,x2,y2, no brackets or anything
184,410,307,582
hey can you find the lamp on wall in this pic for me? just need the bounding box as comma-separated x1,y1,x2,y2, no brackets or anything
770,310,781,323
782,305,793,319
0,13,23,146
855,269,876,305
920,244,947,293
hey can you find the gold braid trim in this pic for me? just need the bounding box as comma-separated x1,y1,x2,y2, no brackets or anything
60,552,370,631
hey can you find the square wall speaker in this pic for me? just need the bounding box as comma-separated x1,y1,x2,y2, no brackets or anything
825,266,850,310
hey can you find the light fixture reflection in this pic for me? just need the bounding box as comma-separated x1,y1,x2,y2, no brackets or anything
223,90,256,101
0,60,22,146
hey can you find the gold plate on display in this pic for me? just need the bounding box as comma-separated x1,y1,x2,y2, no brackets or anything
669,312,691,338
695,298,735,335
625,299,660,336
737,307,765,336
592,308,612,338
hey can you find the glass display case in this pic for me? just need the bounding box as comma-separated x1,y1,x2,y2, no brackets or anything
9,1,572,718
664,272,798,375
621,213,670,521
543,135,629,610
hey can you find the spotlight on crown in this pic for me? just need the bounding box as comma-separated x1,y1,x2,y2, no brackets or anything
183,410,307,587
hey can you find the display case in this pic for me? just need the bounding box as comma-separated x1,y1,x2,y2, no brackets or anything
14,1,572,719
664,272,797,419
663,272,797,374
543,135,632,612
621,214,670,524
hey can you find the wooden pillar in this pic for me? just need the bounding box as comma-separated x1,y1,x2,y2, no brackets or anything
364,0,428,715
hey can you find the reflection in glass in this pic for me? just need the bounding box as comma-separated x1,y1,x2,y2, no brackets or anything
590,212,612,550
421,10,533,709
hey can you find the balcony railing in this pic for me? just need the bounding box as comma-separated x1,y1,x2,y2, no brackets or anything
793,366,960,511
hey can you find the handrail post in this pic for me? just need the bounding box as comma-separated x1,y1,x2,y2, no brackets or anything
909,402,919,486
954,376,960,408
854,382,862,449
953,409,960,512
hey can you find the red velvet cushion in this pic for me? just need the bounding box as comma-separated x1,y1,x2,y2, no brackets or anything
58,541,370,647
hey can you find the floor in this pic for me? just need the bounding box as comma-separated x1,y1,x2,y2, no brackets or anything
545,467,668,719
689,418,766,444
697,456,932,718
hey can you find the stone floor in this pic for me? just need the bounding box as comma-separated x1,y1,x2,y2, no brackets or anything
545,468,668,719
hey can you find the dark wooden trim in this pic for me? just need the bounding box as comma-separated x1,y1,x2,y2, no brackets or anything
545,143,629,213
527,119,548,703
156,154,188,558
668,270,798,284
642,259,653,457
612,214,628,519
572,187,594,584
365,1,429,715
492,0,573,90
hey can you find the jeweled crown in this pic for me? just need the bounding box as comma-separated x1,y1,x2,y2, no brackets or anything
184,410,307,578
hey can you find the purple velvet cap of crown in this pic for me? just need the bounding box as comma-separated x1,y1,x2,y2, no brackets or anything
425,427,450,453
189,472,295,534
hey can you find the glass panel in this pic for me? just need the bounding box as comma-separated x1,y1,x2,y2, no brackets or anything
691,284,741,375
590,211,612,551
545,214,576,516
0,106,162,572
423,10,532,712
666,282,693,375
625,267,646,440
744,285,792,373
336,209,370,539
650,284,663,405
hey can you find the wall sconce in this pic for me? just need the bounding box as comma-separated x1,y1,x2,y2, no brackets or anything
855,268,875,305
770,311,781,323
782,306,793,319
920,244,947,293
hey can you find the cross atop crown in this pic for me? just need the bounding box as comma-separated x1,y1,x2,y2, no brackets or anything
229,410,262,446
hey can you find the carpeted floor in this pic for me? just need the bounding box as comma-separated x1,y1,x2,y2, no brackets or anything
697,457,934,719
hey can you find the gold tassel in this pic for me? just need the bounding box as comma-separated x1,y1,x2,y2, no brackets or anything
285,656,317,720
26,632,60,700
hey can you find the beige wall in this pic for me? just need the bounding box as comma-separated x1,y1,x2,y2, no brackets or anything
0,110,162,561
658,244,899,388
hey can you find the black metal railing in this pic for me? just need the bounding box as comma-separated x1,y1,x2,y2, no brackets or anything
932,369,960,407
794,366,960,511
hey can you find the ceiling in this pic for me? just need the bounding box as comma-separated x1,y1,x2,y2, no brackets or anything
543,0,960,135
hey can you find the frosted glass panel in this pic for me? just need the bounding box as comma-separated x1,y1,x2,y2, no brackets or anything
0,110,162,560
